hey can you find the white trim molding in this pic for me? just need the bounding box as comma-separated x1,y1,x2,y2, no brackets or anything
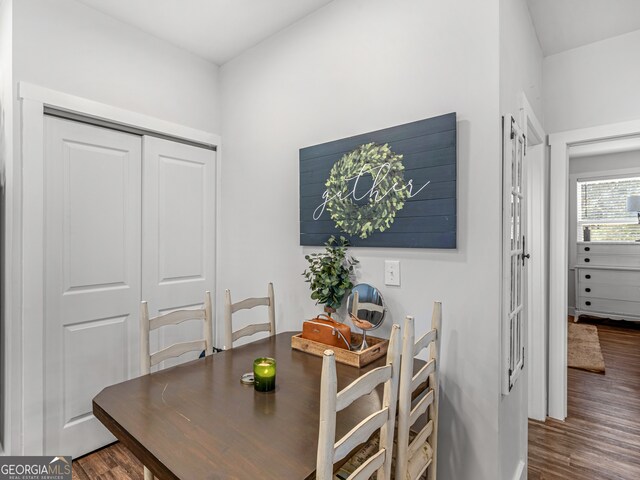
548,117,640,421
519,93,547,422
18,83,220,147
10,82,221,454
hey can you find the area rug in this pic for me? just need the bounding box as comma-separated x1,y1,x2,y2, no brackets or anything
568,321,605,373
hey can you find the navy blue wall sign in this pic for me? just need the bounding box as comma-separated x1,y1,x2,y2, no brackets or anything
299,113,457,248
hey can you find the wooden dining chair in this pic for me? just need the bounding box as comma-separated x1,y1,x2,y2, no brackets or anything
223,282,275,350
395,303,441,480
140,291,213,480
316,324,402,480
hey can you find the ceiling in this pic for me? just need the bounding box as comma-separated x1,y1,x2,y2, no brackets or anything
76,0,334,65
76,1,640,62
526,0,640,56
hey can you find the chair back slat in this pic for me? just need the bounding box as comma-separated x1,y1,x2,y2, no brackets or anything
347,449,386,480
336,365,391,411
334,408,388,463
149,309,206,330
150,340,206,367
396,302,441,480
413,328,437,357
224,283,276,349
409,389,434,427
231,296,270,313
140,291,213,376
316,324,401,480
231,322,272,342
408,420,433,459
411,359,435,393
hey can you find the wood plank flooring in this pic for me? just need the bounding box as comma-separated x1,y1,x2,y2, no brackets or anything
73,442,143,480
528,317,640,480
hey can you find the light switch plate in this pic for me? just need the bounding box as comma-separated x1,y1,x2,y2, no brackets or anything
384,260,401,286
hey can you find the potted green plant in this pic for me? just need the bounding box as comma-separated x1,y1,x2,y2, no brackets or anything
302,236,358,316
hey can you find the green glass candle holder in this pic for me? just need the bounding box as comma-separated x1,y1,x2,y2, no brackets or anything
253,357,276,392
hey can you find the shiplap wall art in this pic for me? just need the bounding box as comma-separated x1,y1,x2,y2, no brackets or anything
299,113,457,248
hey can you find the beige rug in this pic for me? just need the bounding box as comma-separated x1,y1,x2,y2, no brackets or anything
568,322,605,373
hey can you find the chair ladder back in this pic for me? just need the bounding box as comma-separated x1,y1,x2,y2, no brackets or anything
139,291,213,480
140,291,213,376
316,324,401,480
223,282,276,349
396,302,441,480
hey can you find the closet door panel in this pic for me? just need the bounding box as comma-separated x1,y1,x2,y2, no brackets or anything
142,137,216,369
44,117,142,457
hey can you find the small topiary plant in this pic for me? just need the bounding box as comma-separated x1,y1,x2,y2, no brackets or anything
302,236,358,315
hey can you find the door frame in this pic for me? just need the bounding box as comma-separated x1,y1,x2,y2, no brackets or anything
548,118,640,420
519,94,547,421
8,82,221,454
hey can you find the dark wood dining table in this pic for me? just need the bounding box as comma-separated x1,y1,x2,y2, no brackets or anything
93,332,389,480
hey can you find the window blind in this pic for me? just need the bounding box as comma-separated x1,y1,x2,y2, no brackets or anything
577,176,640,242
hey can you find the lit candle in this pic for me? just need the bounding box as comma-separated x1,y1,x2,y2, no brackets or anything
253,357,276,392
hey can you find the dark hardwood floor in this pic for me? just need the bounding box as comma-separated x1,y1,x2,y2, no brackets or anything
72,442,143,480
528,317,640,480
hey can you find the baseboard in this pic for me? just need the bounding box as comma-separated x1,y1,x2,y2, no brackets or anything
568,306,575,317
512,460,526,480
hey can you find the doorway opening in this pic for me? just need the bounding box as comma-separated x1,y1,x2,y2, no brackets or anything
548,120,640,420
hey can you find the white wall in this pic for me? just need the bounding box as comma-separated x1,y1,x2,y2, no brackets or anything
544,29,640,133
567,150,640,311
0,0,12,454
220,1,503,479
5,0,222,454
13,0,221,132
500,0,543,121
499,0,543,477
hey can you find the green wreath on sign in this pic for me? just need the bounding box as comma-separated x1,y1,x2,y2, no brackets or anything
325,142,409,239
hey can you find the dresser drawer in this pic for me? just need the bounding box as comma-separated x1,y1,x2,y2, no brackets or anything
578,243,640,256
578,268,640,286
579,282,640,302
578,297,640,316
577,253,640,268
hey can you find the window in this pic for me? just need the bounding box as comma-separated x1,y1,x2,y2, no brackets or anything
577,176,640,242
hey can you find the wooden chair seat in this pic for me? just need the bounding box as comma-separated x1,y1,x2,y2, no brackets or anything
335,429,433,480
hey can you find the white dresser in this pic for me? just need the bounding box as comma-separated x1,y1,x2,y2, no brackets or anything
574,242,640,322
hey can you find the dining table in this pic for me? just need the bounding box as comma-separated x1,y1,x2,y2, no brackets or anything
92,331,391,480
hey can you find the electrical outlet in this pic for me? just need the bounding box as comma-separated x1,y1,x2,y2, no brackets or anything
384,260,400,286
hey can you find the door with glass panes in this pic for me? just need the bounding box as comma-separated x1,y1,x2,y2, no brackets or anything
502,115,528,394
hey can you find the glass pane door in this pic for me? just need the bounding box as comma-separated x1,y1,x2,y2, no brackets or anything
502,115,526,394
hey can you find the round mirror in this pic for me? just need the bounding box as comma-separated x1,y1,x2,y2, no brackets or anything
346,284,385,350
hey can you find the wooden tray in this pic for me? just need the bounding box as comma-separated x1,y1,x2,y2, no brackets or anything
291,332,388,368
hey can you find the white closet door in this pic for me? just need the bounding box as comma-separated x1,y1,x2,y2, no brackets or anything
142,137,216,369
44,117,142,456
